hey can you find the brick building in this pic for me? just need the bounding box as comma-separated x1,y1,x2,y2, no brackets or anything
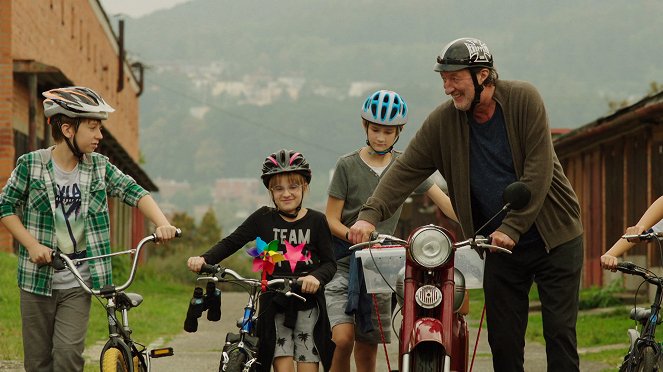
0,0,157,252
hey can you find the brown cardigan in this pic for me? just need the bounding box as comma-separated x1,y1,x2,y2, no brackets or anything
358,80,582,251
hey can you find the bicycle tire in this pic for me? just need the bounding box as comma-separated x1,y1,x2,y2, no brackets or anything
223,348,248,372
133,355,146,372
621,346,659,372
637,346,658,372
101,347,130,372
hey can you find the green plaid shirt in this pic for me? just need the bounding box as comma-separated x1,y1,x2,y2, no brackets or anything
0,147,149,296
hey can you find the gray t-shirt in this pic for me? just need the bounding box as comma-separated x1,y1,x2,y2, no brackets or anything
51,160,91,289
328,149,433,235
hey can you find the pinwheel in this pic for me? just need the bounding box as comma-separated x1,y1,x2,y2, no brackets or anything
246,237,285,275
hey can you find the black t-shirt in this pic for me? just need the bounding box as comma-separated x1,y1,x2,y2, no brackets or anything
469,105,542,247
201,206,336,286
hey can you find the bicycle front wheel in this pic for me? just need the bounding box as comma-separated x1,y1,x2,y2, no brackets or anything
101,347,130,372
636,346,658,372
621,346,659,372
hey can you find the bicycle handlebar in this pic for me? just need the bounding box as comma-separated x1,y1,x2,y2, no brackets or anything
53,228,182,295
622,231,663,241
196,264,306,302
616,261,663,287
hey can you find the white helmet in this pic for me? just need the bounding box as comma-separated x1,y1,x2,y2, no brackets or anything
42,86,115,120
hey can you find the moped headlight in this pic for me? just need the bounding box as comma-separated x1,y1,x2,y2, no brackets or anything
409,226,453,268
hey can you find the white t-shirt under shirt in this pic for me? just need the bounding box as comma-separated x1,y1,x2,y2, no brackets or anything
51,160,91,289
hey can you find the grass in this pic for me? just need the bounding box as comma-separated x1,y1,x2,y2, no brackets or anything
0,253,23,360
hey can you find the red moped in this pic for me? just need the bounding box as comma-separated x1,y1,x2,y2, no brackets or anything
350,181,531,372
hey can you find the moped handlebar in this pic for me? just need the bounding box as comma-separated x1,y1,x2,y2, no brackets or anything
348,232,512,254
52,228,182,295
454,236,513,254
196,264,306,302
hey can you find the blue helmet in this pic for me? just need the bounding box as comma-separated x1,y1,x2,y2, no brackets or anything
361,90,408,126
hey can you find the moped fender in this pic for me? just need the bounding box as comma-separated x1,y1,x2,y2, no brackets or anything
409,317,444,348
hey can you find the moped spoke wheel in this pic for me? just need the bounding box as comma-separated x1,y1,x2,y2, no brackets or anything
101,347,130,372
412,342,442,372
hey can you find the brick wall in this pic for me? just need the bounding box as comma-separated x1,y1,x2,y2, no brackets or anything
0,1,14,250
12,0,140,159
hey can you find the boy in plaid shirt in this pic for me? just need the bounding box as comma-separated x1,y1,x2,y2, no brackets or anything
0,86,178,372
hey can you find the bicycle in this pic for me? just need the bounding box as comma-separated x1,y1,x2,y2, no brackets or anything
193,263,304,372
616,231,663,372
51,230,181,372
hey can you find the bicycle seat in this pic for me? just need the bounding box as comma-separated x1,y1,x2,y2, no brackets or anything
116,292,144,310
630,307,662,324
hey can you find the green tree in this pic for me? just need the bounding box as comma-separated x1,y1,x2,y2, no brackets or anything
160,211,197,256
197,207,222,248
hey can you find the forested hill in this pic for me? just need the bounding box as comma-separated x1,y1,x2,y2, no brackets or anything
116,0,663,212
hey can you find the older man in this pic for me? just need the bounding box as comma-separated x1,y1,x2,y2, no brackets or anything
349,38,583,372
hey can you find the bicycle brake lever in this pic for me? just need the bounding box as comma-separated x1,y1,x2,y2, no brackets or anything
286,291,306,302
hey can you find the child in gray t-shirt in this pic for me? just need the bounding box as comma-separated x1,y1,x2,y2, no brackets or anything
324,89,457,372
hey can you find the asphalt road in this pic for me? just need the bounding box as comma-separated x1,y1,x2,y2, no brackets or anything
0,291,615,371
145,292,613,372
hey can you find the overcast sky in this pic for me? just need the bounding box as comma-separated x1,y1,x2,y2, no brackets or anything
99,0,191,18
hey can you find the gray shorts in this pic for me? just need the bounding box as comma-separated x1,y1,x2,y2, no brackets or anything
273,307,321,363
324,266,392,344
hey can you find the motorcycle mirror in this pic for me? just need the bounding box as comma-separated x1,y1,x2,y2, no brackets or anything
502,181,531,211
474,181,531,236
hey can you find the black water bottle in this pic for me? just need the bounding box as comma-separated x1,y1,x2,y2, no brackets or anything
205,281,221,321
183,287,205,333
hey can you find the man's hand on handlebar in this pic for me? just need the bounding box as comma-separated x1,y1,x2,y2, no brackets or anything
489,231,515,252
187,256,207,273
349,220,376,244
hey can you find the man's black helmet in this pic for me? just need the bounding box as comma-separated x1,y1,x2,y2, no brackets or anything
261,149,312,188
434,37,493,72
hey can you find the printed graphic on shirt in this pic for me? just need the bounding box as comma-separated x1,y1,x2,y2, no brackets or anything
54,182,85,254
271,228,315,273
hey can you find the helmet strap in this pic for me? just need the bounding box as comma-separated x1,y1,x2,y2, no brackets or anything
271,194,302,219
364,126,399,156
469,70,484,112
277,205,301,219
59,119,84,160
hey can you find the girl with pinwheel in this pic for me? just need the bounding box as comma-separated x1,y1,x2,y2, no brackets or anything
187,149,336,372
